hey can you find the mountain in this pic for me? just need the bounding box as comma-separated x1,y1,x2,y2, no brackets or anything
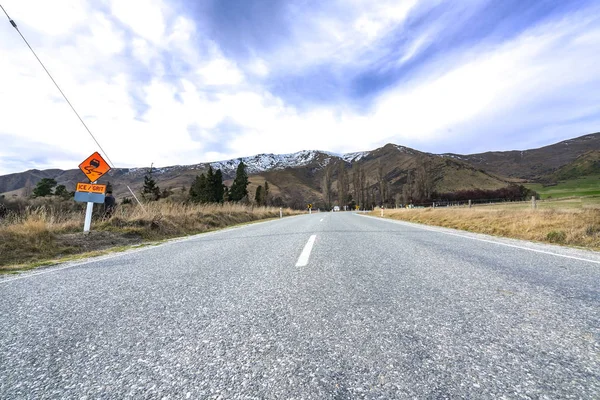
550,150,600,181
443,132,600,179
1,133,599,206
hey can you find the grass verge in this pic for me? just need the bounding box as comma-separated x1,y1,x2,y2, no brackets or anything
373,206,600,250
0,202,301,273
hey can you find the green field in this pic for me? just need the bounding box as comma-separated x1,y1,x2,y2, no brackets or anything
525,175,600,199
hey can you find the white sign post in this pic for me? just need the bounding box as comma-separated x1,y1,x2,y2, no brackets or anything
83,180,97,233
83,201,94,233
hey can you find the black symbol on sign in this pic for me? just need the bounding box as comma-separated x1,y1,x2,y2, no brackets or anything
84,159,101,176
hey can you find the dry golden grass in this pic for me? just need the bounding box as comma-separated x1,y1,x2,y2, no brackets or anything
375,207,600,250
101,202,300,239
0,201,302,269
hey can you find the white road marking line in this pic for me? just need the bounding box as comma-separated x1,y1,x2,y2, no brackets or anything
320,218,324,222
358,214,600,265
296,235,317,267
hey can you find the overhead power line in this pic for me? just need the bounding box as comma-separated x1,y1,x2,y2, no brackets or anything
0,3,115,168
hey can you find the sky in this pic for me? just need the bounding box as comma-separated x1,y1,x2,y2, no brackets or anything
0,0,599,175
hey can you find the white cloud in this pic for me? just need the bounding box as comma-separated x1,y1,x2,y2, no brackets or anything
85,12,125,56
197,58,244,86
2,0,88,36
1,0,599,177
270,0,421,72
109,0,167,44
247,58,269,77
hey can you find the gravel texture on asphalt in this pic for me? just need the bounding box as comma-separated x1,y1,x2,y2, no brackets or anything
1,212,598,399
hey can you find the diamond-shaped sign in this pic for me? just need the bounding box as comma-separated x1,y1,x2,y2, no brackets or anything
79,151,111,182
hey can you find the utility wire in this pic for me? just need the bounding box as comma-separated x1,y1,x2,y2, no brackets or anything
1,4,115,168
2,4,148,213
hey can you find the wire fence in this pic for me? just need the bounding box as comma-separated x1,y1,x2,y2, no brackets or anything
388,197,539,209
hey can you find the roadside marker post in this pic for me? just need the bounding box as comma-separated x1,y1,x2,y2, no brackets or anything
280,208,283,219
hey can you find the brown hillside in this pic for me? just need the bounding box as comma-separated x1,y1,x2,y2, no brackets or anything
448,132,600,179
2,132,599,207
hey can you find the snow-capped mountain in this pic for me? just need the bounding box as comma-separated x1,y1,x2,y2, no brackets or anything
2,132,599,203
208,150,339,175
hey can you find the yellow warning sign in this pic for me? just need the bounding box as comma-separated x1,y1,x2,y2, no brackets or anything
76,182,107,194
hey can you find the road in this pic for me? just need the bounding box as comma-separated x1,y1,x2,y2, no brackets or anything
1,212,599,399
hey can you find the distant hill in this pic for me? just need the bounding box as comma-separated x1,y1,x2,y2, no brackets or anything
1,132,599,206
550,150,600,181
443,132,600,179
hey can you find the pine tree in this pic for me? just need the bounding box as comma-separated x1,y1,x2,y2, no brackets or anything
54,184,70,199
142,166,161,201
229,161,249,202
33,178,57,197
190,168,225,203
190,173,209,203
264,181,270,206
206,166,217,202
255,185,264,205
214,169,224,203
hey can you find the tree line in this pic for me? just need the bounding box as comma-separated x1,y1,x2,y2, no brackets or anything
433,185,539,203
20,156,538,210
319,158,538,210
188,162,252,203
141,161,256,204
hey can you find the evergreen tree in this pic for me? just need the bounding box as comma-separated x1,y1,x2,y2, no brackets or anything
229,161,249,202
205,167,217,202
190,173,209,203
214,169,225,203
54,184,70,199
161,187,173,198
33,178,57,197
142,165,161,201
255,185,264,205
264,181,270,206
190,168,225,203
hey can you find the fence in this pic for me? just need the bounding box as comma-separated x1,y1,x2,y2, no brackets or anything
394,196,539,209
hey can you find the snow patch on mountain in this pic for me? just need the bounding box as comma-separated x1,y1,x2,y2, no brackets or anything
441,154,466,160
209,150,337,174
123,148,375,177
342,151,369,162
393,145,417,154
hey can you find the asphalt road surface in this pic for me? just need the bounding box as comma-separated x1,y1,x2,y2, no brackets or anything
1,212,599,399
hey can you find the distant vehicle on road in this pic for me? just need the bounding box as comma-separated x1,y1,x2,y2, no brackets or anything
333,206,340,211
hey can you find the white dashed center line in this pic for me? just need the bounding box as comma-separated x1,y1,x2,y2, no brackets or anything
296,235,316,267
